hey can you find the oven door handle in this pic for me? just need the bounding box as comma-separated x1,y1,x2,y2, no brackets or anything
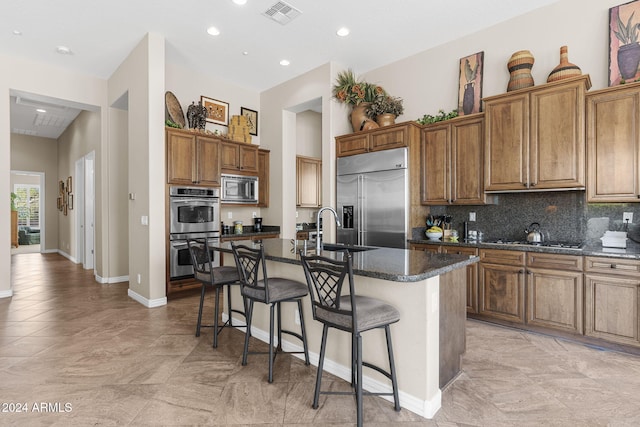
171,198,216,204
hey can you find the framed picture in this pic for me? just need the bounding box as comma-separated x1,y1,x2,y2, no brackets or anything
57,197,62,211
59,180,65,195
609,0,640,86
63,204,67,216
201,96,229,126
67,176,72,193
68,194,73,210
457,51,484,115
241,107,258,136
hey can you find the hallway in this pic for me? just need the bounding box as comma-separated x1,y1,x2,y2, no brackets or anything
2,252,640,425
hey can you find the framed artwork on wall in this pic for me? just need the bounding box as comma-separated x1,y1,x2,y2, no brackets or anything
609,0,640,86
201,96,229,126
241,107,258,136
66,176,72,193
457,51,484,115
68,194,73,210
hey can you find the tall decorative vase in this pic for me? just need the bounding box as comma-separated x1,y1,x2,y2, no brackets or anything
462,82,475,115
617,42,640,81
547,46,582,82
350,102,371,132
375,113,396,127
507,50,535,92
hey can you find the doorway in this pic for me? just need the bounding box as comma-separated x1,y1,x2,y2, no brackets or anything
11,171,44,254
75,151,95,270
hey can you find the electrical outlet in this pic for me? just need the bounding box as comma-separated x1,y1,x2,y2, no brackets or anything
294,309,301,325
228,212,232,219
296,211,299,218
310,211,314,218
623,212,633,223
137,274,141,284
252,212,257,218
469,212,476,222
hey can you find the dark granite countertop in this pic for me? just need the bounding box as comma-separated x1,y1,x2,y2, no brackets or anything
210,238,478,283
409,237,640,260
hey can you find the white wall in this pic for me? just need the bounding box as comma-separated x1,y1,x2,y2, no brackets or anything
362,0,620,122
107,33,166,304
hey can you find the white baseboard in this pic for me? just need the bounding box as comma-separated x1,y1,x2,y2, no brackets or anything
42,248,58,254
57,249,77,264
221,313,440,418
127,288,167,308
0,289,13,299
95,274,128,284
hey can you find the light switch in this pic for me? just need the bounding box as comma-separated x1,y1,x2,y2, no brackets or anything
141,215,148,225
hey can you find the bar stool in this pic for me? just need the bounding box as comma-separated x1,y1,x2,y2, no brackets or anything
187,238,246,348
300,251,401,427
231,241,310,383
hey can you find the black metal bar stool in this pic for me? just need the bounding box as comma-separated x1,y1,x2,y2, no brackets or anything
231,241,310,383
300,251,401,427
187,238,246,348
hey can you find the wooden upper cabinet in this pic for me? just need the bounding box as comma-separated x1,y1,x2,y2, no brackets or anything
166,128,221,186
484,75,590,192
421,114,487,205
296,155,322,207
586,82,640,202
220,141,258,174
257,149,270,207
335,121,413,157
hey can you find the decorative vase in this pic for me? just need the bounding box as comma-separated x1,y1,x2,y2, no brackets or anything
547,46,582,82
350,102,371,132
462,82,475,115
507,50,535,92
375,113,396,127
617,42,640,81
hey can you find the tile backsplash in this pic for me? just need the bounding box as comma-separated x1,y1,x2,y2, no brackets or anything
419,192,640,244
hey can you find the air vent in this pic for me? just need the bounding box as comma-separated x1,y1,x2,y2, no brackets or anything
12,128,39,136
263,1,301,25
34,113,69,128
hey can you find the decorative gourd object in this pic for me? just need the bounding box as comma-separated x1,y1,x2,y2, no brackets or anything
507,50,535,92
547,45,582,82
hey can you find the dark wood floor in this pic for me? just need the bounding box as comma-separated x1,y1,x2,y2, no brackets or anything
2,252,640,426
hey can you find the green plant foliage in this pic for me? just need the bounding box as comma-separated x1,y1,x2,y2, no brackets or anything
165,119,182,128
332,69,386,106
10,192,17,211
416,109,459,125
366,95,404,119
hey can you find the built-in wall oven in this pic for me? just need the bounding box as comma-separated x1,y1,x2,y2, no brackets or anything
169,186,221,280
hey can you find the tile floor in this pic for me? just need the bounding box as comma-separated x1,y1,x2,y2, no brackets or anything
2,252,640,426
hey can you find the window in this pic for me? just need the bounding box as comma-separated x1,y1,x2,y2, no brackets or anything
14,184,40,228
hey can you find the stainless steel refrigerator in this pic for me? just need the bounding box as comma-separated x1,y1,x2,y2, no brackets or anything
336,147,409,249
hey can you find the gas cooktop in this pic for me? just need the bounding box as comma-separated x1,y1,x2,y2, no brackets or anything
482,239,583,249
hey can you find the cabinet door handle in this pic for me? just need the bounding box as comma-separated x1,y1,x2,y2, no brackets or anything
610,264,617,269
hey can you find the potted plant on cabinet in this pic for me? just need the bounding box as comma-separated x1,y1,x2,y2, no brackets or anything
332,69,386,132
366,95,404,127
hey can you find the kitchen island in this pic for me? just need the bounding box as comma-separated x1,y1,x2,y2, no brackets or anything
212,238,478,419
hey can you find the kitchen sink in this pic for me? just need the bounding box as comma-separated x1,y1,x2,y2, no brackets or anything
321,243,379,253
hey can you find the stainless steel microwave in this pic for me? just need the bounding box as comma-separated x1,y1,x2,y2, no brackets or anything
221,174,259,204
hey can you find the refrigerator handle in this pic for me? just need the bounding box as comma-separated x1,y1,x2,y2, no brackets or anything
358,174,364,246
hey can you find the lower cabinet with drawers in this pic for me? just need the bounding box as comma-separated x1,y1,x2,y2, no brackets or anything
410,243,640,351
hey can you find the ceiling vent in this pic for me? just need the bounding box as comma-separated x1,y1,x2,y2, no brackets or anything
34,113,69,128
12,128,39,136
263,1,301,25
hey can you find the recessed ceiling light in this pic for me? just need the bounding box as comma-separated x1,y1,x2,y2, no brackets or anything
56,46,72,55
280,59,290,66
13,30,22,36
336,27,350,37
207,26,220,36
232,0,247,5
36,109,46,113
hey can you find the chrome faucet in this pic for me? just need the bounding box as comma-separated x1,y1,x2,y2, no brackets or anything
316,206,341,252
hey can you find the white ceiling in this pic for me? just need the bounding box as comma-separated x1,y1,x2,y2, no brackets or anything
3,0,562,139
